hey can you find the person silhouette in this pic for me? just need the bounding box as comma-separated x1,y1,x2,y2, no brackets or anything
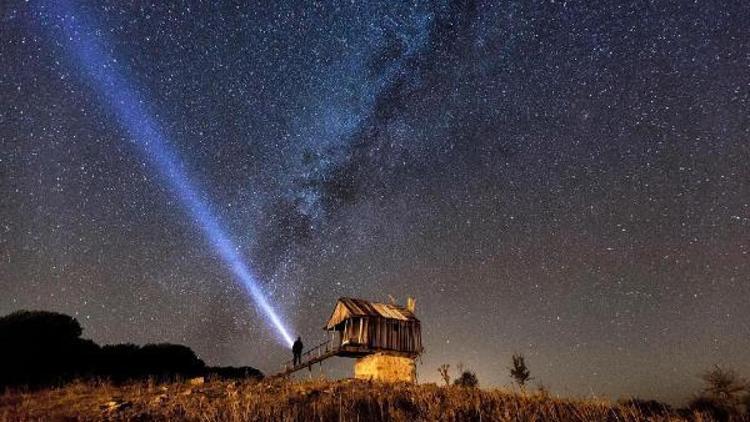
292,336,303,366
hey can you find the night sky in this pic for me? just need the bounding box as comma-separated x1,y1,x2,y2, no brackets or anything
1,1,749,403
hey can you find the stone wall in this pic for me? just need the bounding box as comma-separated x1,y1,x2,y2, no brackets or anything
353,352,416,383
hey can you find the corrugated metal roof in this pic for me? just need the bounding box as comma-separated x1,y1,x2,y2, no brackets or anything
325,297,418,329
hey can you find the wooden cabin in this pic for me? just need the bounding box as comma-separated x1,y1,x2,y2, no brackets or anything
325,297,422,356
324,297,423,382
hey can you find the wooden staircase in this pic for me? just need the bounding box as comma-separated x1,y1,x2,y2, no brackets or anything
272,340,374,378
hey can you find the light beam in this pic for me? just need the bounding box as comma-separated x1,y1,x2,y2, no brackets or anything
46,2,294,347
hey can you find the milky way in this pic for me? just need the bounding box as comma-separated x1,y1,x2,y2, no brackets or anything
1,1,748,402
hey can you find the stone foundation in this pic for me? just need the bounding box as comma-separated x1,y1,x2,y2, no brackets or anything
354,352,416,383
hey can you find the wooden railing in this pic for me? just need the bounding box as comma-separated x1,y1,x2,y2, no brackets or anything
281,339,338,372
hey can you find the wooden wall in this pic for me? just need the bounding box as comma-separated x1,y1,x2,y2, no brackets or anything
339,317,422,354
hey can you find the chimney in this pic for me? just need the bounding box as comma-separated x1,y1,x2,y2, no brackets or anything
406,296,416,313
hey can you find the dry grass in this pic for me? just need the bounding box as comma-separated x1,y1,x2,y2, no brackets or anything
0,377,715,421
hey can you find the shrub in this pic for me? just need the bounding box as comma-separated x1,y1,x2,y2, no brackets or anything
509,353,532,388
688,396,732,422
453,370,478,388
438,364,451,386
620,398,672,417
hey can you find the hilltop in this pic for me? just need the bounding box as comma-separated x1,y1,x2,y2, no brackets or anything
0,377,719,421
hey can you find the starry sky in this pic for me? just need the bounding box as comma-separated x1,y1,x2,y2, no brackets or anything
1,0,748,403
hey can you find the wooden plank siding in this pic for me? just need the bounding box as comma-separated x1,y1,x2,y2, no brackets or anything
338,316,421,355
325,297,422,357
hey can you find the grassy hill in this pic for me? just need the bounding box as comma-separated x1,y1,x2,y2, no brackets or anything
0,377,719,421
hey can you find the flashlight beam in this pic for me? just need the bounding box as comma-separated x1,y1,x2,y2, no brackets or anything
48,3,294,347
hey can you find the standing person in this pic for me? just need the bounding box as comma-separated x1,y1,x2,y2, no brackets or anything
292,336,303,366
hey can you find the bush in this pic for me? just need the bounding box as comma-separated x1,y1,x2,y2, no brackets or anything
688,396,732,422
206,366,263,380
453,370,479,388
96,343,205,383
620,398,672,417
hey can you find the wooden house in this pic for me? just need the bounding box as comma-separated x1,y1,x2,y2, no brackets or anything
324,297,423,382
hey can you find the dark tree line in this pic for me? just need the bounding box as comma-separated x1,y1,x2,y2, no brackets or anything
0,310,262,390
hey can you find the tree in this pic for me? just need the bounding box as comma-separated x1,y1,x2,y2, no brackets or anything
509,353,532,389
0,309,216,389
700,365,747,405
454,370,479,388
0,310,96,388
0,310,82,342
437,364,451,386
689,365,749,420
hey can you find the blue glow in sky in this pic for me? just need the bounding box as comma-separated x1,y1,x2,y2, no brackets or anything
48,2,294,347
